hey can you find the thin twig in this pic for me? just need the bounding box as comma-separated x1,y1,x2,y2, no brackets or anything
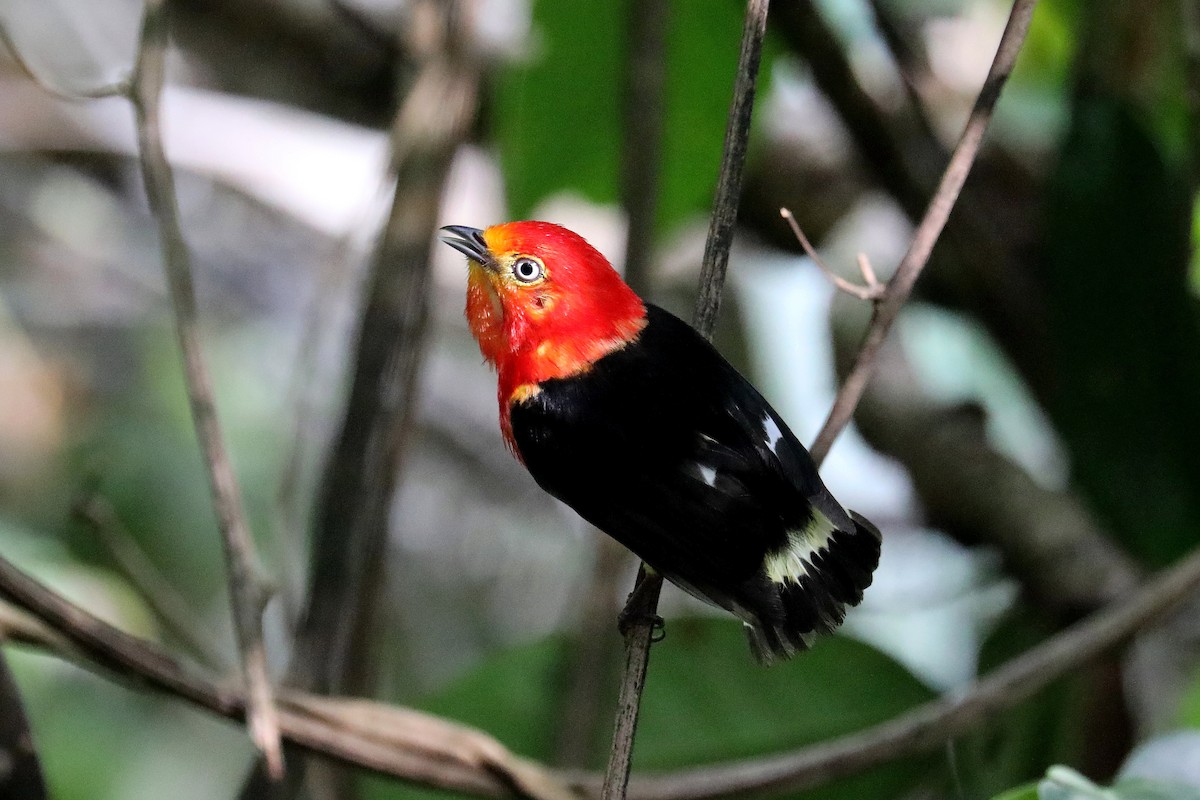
603,2,771,799
0,556,571,800
779,208,884,301
129,0,282,777
809,0,1039,465
73,493,228,669
691,0,771,340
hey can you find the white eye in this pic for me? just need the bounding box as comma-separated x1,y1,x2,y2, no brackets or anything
511,257,543,283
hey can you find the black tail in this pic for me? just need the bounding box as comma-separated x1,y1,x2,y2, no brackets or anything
744,511,882,664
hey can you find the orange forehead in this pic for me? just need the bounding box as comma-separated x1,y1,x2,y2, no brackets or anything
482,220,581,262
482,224,522,257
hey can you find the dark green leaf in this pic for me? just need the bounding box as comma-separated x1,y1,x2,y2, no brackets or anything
495,1,773,232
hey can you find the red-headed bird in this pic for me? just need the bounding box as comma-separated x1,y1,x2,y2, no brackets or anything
441,221,880,662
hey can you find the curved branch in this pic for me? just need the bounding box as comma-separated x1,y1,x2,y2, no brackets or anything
809,0,1039,464
0,555,572,800
130,0,282,775
604,1,771,798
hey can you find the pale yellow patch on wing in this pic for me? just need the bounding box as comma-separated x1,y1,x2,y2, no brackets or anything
509,383,542,404
764,509,838,585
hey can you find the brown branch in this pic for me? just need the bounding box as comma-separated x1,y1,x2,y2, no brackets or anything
254,3,479,797
0,555,573,800
809,0,1038,465
864,0,943,149
73,492,228,669
0,651,47,800
829,321,1142,614
128,0,282,776
691,0,771,340
286,0,477,700
604,2,771,799
4,526,1200,800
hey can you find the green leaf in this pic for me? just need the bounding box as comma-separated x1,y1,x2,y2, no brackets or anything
989,783,1040,800
495,1,774,232
364,617,937,800
1040,93,1200,566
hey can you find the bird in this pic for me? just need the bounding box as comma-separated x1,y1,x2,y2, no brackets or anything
440,220,881,663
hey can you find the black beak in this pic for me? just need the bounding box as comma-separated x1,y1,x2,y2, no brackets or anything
439,225,493,268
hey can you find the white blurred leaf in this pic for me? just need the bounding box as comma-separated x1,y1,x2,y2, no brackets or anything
1037,764,1200,800
1,0,141,94
1119,730,1200,789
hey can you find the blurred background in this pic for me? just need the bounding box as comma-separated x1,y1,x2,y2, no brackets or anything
0,0,1198,799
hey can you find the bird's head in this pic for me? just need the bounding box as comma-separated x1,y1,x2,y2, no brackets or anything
441,221,646,402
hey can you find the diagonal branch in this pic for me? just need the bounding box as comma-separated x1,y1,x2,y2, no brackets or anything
128,0,282,777
603,2,771,799
809,0,1039,465
0,555,571,800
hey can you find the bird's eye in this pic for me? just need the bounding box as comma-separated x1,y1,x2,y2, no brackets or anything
511,257,544,283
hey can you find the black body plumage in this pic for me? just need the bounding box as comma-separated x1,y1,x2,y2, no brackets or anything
509,304,881,662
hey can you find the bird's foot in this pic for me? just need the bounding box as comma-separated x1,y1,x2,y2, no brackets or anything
617,607,665,641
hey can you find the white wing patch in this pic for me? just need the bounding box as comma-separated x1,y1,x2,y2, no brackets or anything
762,414,785,455
697,464,718,487
763,509,838,585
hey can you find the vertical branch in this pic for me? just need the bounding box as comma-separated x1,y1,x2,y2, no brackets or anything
243,1,479,797
619,0,669,297
129,0,283,777
691,0,771,340
289,0,477,700
556,0,672,770
602,2,770,799
808,0,1039,466
0,653,46,800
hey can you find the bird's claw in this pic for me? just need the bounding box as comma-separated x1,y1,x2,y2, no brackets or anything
617,609,665,642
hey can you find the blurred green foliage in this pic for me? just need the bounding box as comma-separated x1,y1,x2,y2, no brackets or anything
496,0,775,232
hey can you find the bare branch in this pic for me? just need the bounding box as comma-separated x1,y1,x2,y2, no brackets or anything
809,0,1039,465
604,1,771,798
0,554,572,800
0,652,47,800
829,322,1143,613
3,529,1200,800
691,0,771,341
602,546,1200,799
779,207,883,301
128,0,282,777
73,493,227,669
287,0,478,703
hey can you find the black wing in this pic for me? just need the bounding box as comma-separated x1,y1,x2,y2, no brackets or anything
509,305,857,601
